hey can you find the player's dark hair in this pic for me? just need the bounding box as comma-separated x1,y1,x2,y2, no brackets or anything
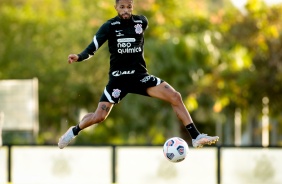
116,0,133,3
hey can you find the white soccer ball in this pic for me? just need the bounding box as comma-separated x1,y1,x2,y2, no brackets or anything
163,137,189,163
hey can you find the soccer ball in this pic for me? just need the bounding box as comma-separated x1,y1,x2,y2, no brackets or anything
163,137,189,163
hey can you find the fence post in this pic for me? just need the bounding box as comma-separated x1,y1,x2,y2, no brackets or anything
217,146,221,184
112,145,117,183
0,112,3,146
7,145,11,183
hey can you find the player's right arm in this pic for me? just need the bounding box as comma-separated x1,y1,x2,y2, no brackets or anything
68,54,79,64
69,22,110,64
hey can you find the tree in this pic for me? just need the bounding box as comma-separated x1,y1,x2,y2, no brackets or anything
1,0,281,145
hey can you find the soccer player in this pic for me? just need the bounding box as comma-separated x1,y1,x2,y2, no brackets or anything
58,0,219,149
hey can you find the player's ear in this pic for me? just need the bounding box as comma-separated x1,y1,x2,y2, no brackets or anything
114,0,118,10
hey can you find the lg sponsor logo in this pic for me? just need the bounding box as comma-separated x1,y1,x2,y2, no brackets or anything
112,70,135,77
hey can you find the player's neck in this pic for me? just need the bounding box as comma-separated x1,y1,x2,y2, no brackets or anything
117,15,132,22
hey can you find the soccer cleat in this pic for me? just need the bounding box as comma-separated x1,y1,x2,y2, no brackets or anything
192,134,219,148
58,126,76,149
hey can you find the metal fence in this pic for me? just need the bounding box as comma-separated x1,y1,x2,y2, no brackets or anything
0,145,281,184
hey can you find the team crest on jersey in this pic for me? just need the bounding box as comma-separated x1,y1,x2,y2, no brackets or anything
134,24,143,34
112,89,121,98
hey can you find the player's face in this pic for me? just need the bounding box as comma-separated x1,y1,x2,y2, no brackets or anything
115,0,133,20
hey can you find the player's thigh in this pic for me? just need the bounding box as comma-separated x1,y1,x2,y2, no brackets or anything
146,82,177,102
95,102,114,119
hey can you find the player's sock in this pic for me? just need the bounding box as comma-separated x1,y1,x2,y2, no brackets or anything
72,124,82,136
185,123,200,139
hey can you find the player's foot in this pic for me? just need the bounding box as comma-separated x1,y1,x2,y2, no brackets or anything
192,134,219,148
58,126,76,149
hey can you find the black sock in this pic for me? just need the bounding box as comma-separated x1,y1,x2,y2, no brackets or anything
185,123,200,139
72,124,82,136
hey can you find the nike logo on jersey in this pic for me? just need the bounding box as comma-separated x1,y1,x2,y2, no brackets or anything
115,30,124,37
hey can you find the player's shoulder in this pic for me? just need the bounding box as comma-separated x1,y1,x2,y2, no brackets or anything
132,15,148,30
132,15,148,24
105,16,122,26
98,16,121,32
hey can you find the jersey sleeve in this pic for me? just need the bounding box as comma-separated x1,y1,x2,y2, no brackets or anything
77,22,110,62
140,15,149,31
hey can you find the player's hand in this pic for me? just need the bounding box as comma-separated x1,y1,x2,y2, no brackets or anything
68,54,79,64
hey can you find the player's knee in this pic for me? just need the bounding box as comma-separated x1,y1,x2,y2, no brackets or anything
95,114,107,123
170,91,182,105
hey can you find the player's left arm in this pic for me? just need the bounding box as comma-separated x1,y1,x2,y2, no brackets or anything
140,15,149,31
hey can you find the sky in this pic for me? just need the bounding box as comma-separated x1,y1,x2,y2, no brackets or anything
231,0,282,9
